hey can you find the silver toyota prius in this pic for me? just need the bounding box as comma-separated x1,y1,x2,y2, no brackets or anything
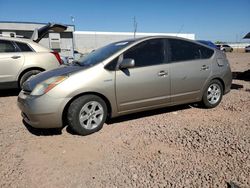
17,36,232,135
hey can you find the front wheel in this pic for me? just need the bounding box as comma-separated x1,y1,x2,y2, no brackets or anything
67,95,107,135
202,80,223,108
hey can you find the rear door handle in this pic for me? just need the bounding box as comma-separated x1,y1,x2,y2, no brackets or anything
11,56,21,59
158,70,168,77
201,65,209,70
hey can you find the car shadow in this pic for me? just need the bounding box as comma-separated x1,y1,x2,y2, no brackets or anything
23,120,62,136
106,104,193,125
231,83,243,90
0,89,20,97
232,70,250,81
23,104,197,136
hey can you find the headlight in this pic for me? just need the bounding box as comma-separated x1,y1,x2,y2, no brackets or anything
31,76,68,96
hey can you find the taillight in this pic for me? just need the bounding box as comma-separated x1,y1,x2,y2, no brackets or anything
51,51,62,65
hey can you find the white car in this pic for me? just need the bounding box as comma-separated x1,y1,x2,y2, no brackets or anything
0,23,67,89
245,45,250,53
216,44,233,52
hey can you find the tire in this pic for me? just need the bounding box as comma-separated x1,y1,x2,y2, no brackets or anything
19,70,41,89
67,95,107,135
202,80,223,108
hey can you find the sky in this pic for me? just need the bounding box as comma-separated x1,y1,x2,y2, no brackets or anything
0,0,249,42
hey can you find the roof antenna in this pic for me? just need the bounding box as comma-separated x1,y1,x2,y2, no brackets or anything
176,24,184,36
70,15,75,23
133,16,137,38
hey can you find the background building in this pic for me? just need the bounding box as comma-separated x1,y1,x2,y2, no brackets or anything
0,21,196,59
74,31,195,53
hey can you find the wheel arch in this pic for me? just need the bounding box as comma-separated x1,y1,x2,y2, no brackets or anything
211,77,225,94
201,77,226,101
62,92,113,126
18,67,45,86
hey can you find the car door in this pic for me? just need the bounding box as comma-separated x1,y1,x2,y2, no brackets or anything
0,39,24,83
168,39,213,104
115,39,171,112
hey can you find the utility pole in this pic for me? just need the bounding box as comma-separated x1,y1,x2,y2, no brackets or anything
71,16,75,24
70,15,76,60
133,16,137,38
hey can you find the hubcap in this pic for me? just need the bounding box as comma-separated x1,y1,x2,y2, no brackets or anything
79,101,104,130
207,83,221,105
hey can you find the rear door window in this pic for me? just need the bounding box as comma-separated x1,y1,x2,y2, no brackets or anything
15,42,33,52
123,39,164,67
169,39,214,62
0,40,16,53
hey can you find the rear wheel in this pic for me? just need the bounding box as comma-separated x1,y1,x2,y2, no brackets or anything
67,95,107,135
19,70,41,89
202,80,223,108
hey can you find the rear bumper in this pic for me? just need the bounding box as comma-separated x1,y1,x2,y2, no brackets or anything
17,91,69,128
223,65,232,94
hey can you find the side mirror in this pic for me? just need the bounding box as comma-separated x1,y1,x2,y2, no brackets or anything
119,58,135,69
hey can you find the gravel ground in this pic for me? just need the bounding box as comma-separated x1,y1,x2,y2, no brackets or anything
0,53,249,188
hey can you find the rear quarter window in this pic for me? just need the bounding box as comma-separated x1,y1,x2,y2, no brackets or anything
15,42,33,52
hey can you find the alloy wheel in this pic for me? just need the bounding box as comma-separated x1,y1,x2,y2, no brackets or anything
207,83,221,105
78,101,104,130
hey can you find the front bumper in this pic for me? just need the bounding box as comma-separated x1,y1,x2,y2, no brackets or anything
17,91,69,129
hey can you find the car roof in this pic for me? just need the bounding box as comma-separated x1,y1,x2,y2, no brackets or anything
0,36,34,43
118,36,197,45
107,36,216,56
131,36,218,50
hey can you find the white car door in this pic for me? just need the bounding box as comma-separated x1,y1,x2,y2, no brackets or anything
0,39,24,83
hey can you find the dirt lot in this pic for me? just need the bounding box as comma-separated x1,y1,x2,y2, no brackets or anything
0,53,249,188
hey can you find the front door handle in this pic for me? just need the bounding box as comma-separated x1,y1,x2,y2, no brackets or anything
158,70,168,77
11,56,21,59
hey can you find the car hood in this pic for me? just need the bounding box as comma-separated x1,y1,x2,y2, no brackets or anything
22,65,84,92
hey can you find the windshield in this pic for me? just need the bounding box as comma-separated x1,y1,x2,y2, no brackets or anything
77,41,133,66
